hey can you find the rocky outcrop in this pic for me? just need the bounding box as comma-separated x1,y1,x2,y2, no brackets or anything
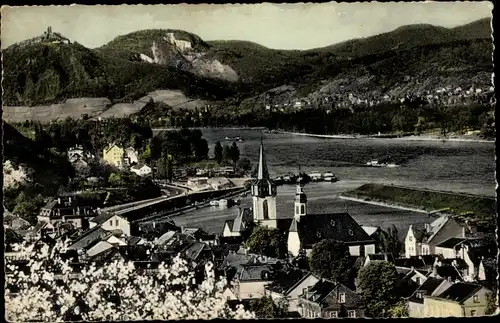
144,32,239,82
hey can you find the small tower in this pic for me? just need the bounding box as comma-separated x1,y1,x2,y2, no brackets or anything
251,136,278,228
294,181,307,221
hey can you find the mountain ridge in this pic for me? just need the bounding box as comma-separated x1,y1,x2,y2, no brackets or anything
1,18,493,121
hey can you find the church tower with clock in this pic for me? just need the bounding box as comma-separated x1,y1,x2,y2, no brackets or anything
251,140,278,228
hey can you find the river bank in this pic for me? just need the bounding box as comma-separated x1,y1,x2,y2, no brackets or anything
337,195,431,214
282,131,493,143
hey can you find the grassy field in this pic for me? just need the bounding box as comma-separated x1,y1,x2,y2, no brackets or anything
342,183,495,232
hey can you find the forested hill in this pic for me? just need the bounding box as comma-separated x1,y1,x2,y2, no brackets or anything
2,18,492,112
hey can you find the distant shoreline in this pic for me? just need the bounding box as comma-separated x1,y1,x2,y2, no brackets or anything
282,131,494,143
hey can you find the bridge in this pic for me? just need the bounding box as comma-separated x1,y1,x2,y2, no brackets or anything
100,185,247,223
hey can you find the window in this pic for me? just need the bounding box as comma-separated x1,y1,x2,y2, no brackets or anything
416,277,421,285
330,311,338,318
473,295,479,303
348,310,356,318
262,200,269,220
409,236,413,241
349,229,354,236
296,206,300,214
115,219,119,227
339,293,346,303
470,310,476,316
301,205,305,214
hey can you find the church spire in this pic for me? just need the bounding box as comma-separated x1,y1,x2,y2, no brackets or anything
257,133,269,179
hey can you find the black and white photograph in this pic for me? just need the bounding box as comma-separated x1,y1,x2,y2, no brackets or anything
2,2,497,320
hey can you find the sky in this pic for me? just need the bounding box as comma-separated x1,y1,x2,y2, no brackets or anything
1,2,493,50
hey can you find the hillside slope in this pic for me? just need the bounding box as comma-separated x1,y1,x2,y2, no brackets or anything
3,122,74,196
2,40,234,107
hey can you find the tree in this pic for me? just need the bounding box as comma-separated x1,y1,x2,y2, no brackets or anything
388,301,409,318
245,225,287,259
357,261,399,318
214,142,223,164
12,192,44,223
141,144,152,163
108,173,124,187
236,158,251,172
308,239,351,283
249,296,288,318
230,142,240,164
222,145,231,164
376,225,402,257
156,154,173,181
5,241,255,321
194,139,209,161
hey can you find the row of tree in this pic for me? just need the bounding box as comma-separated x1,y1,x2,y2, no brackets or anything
214,141,240,165
137,100,494,139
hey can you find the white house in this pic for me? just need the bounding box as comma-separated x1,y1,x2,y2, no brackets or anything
265,272,321,313
90,212,131,236
405,216,467,258
125,148,139,165
130,164,152,177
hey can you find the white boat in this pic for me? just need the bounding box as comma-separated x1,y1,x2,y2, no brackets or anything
225,136,231,140
386,163,400,168
209,200,219,206
366,160,380,166
323,172,334,178
324,176,334,182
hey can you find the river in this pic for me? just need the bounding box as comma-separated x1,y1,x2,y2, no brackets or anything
154,128,495,235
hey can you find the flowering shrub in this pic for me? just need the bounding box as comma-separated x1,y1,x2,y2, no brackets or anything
5,240,255,321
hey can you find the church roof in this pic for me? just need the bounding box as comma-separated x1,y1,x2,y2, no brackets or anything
290,213,374,248
232,208,253,232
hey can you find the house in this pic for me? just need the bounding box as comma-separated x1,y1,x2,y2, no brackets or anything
130,164,152,177
405,216,467,257
4,213,31,230
232,263,276,300
181,241,214,267
435,237,467,259
125,147,139,165
135,220,181,240
207,177,234,190
395,255,435,272
288,208,376,257
103,143,126,168
265,271,320,313
423,282,492,317
38,196,97,230
362,253,395,267
68,146,95,163
187,177,209,190
89,212,131,236
297,279,365,318
222,208,253,237
407,277,451,317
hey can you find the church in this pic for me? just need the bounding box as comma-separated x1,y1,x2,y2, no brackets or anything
222,140,376,257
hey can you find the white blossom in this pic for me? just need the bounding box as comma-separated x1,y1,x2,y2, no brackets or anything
5,240,255,321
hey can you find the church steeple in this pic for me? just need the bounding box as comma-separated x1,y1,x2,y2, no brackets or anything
251,136,276,197
257,136,269,180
